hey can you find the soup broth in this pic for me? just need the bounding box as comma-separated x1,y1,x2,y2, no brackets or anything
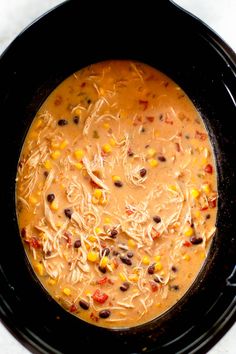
16,61,217,328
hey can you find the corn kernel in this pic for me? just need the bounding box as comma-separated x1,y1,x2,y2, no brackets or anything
160,270,165,276
169,185,177,192
37,190,42,196
44,159,52,170
148,158,158,167
142,256,150,265
132,267,140,274
147,148,156,158
100,256,109,268
112,175,121,182
60,140,68,150
50,200,59,211
34,263,44,276
92,196,99,205
95,227,102,235
74,149,85,161
201,158,208,166
88,235,96,242
102,143,112,153
104,217,111,224
103,122,110,130
51,140,60,149
48,278,56,286
87,251,99,262
184,227,194,237
36,119,43,129
128,239,136,248
155,262,163,271
129,274,139,282
51,150,61,160
93,189,102,199
194,210,201,218
56,222,62,228
63,288,71,296
201,183,211,195
109,138,116,147
156,302,161,307
191,189,200,199
85,290,91,296
200,252,206,259
75,108,81,116
119,272,126,281
99,197,107,206
29,196,38,205
154,130,159,137
154,255,161,262
183,254,190,261
75,162,83,170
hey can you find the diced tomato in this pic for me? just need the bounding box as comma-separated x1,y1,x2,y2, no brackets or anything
90,312,99,322
97,277,108,285
126,208,134,216
208,198,217,208
146,116,154,123
151,228,160,240
195,130,207,140
92,289,108,304
204,164,213,174
54,95,62,106
139,99,148,110
165,114,173,125
183,241,192,247
175,143,181,152
70,304,77,313
200,206,208,211
64,231,72,246
149,281,158,292
27,237,41,249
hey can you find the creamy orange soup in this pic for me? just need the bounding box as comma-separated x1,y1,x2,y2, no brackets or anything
16,61,217,328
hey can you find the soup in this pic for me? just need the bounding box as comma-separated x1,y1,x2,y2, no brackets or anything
16,61,217,328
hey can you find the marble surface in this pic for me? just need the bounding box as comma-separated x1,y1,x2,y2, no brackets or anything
0,0,235,353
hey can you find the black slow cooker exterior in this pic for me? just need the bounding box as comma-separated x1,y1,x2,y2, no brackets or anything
0,0,235,353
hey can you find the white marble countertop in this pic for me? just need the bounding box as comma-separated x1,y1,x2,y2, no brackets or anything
0,0,235,353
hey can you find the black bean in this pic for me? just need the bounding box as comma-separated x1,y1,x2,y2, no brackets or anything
58,119,68,126
99,309,111,319
47,193,55,203
127,251,134,258
171,285,179,291
44,171,49,177
140,168,147,177
158,156,166,162
74,239,81,248
46,250,52,257
73,116,80,124
79,300,90,310
154,276,161,283
128,150,134,157
141,127,145,133
190,236,203,245
120,256,132,266
64,208,73,219
114,181,123,187
159,114,164,121
206,214,211,220
148,264,155,275
87,99,92,104
98,266,107,274
110,229,118,238
153,215,161,223
120,282,130,291
101,248,110,256
112,250,119,256
21,228,26,238
171,266,177,272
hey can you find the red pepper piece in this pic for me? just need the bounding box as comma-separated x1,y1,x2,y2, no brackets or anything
183,241,192,247
195,130,207,140
70,304,77,313
92,289,108,304
97,277,108,285
149,281,158,292
208,198,217,208
204,164,213,174
139,99,148,111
